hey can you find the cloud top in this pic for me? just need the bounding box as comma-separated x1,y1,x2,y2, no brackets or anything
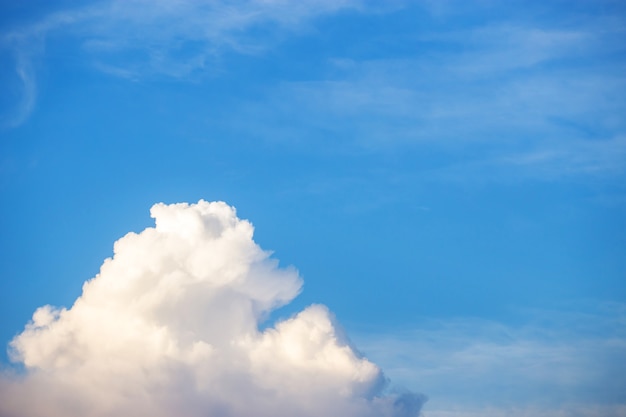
1,200,424,417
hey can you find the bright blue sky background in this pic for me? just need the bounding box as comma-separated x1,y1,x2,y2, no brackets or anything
1,1,625,415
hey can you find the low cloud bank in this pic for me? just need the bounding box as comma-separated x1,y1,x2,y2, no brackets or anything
0,200,425,417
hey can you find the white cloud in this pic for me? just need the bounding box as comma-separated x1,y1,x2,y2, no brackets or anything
0,200,425,417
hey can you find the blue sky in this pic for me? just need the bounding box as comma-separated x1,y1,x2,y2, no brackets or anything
1,1,625,416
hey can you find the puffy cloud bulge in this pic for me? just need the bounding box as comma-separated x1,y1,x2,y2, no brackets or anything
0,200,425,417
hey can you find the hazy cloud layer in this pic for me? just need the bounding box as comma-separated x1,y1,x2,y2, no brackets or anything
0,200,425,417
354,304,626,417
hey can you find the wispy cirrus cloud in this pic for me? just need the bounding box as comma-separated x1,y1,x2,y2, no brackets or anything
0,46,37,128
2,0,624,182
0,0,365,127
353,302,626,417
223,14,626,179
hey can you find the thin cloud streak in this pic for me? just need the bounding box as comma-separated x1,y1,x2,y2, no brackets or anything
423,404,626,417
1,50,36,129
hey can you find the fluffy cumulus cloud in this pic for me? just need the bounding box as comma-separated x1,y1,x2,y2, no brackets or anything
0,200,425,417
